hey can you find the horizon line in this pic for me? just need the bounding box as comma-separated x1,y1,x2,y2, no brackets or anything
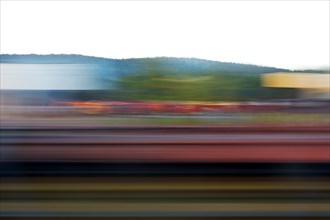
1,53,329,72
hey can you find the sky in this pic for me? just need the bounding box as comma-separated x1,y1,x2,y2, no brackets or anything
1,0,329,70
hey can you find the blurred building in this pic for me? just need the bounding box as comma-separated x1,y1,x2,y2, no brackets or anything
0,63,103,106
261,72,330,99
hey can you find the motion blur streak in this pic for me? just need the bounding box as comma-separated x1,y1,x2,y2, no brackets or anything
1,60,329,219
1,126,329,218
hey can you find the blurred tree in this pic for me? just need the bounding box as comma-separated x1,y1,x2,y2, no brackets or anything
116,68,295,101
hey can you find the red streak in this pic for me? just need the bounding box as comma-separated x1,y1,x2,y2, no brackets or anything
7,144,330,162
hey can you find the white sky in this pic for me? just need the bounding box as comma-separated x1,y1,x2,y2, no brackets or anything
1,0,329,70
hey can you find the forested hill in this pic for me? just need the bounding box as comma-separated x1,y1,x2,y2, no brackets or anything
0,54,291,76
4,54,322,101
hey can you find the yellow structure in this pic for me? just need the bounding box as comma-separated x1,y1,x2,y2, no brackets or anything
261,72,330,99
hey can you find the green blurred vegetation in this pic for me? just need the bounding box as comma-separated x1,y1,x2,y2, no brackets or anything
116,70,297,101
1,54,302,101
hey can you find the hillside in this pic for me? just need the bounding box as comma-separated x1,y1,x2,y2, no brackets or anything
2,54,307,101
0,54,290,77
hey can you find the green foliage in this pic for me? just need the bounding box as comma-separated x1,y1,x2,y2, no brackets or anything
116,68,288,101
0,54,300,101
